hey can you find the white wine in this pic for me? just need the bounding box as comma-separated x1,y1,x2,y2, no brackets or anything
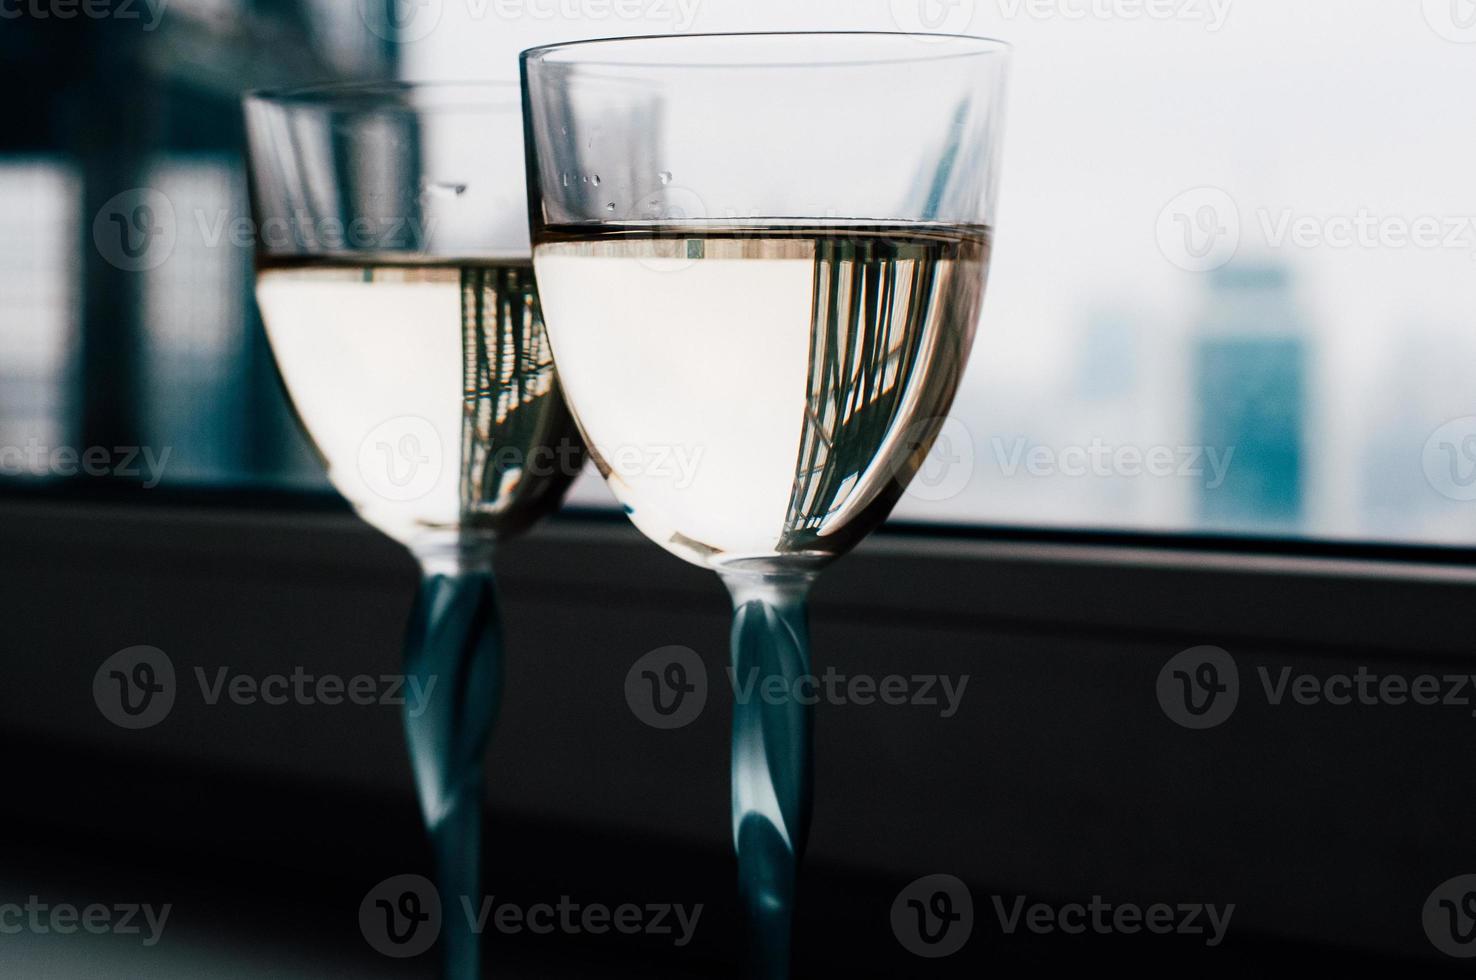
533,224,991,571
255,258,583,547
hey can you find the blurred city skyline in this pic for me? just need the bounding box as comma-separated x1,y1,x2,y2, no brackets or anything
3,0,1475,546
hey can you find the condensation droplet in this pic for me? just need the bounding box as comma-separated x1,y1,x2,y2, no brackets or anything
590,175,602,187
606,202,616,212
657,171,672,185
422,180,468,198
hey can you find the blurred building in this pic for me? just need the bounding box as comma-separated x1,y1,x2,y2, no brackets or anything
1193,263,1308,532
0,1,392,490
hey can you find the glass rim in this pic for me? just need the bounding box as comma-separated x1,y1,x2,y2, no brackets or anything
520,31,1012,70
242,79,521,110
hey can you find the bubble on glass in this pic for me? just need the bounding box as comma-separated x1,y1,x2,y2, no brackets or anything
658,171,673,185
422,180,467,199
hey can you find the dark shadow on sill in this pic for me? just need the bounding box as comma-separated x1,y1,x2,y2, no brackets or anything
2,727,1458,977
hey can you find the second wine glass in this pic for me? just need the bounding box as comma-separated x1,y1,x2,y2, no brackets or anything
522,31,1010,978
245,81,584,980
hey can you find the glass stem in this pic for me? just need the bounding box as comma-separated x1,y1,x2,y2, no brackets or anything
404,540,502,980
722,571,816,980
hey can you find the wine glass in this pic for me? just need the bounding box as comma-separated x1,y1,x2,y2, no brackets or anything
521,32,1010,978
243,82,584,979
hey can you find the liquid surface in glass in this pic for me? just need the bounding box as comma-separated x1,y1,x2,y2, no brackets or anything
533,223,991,571
255,257,583,547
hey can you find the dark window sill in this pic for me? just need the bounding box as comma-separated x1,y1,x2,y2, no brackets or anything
1,496,1471,968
